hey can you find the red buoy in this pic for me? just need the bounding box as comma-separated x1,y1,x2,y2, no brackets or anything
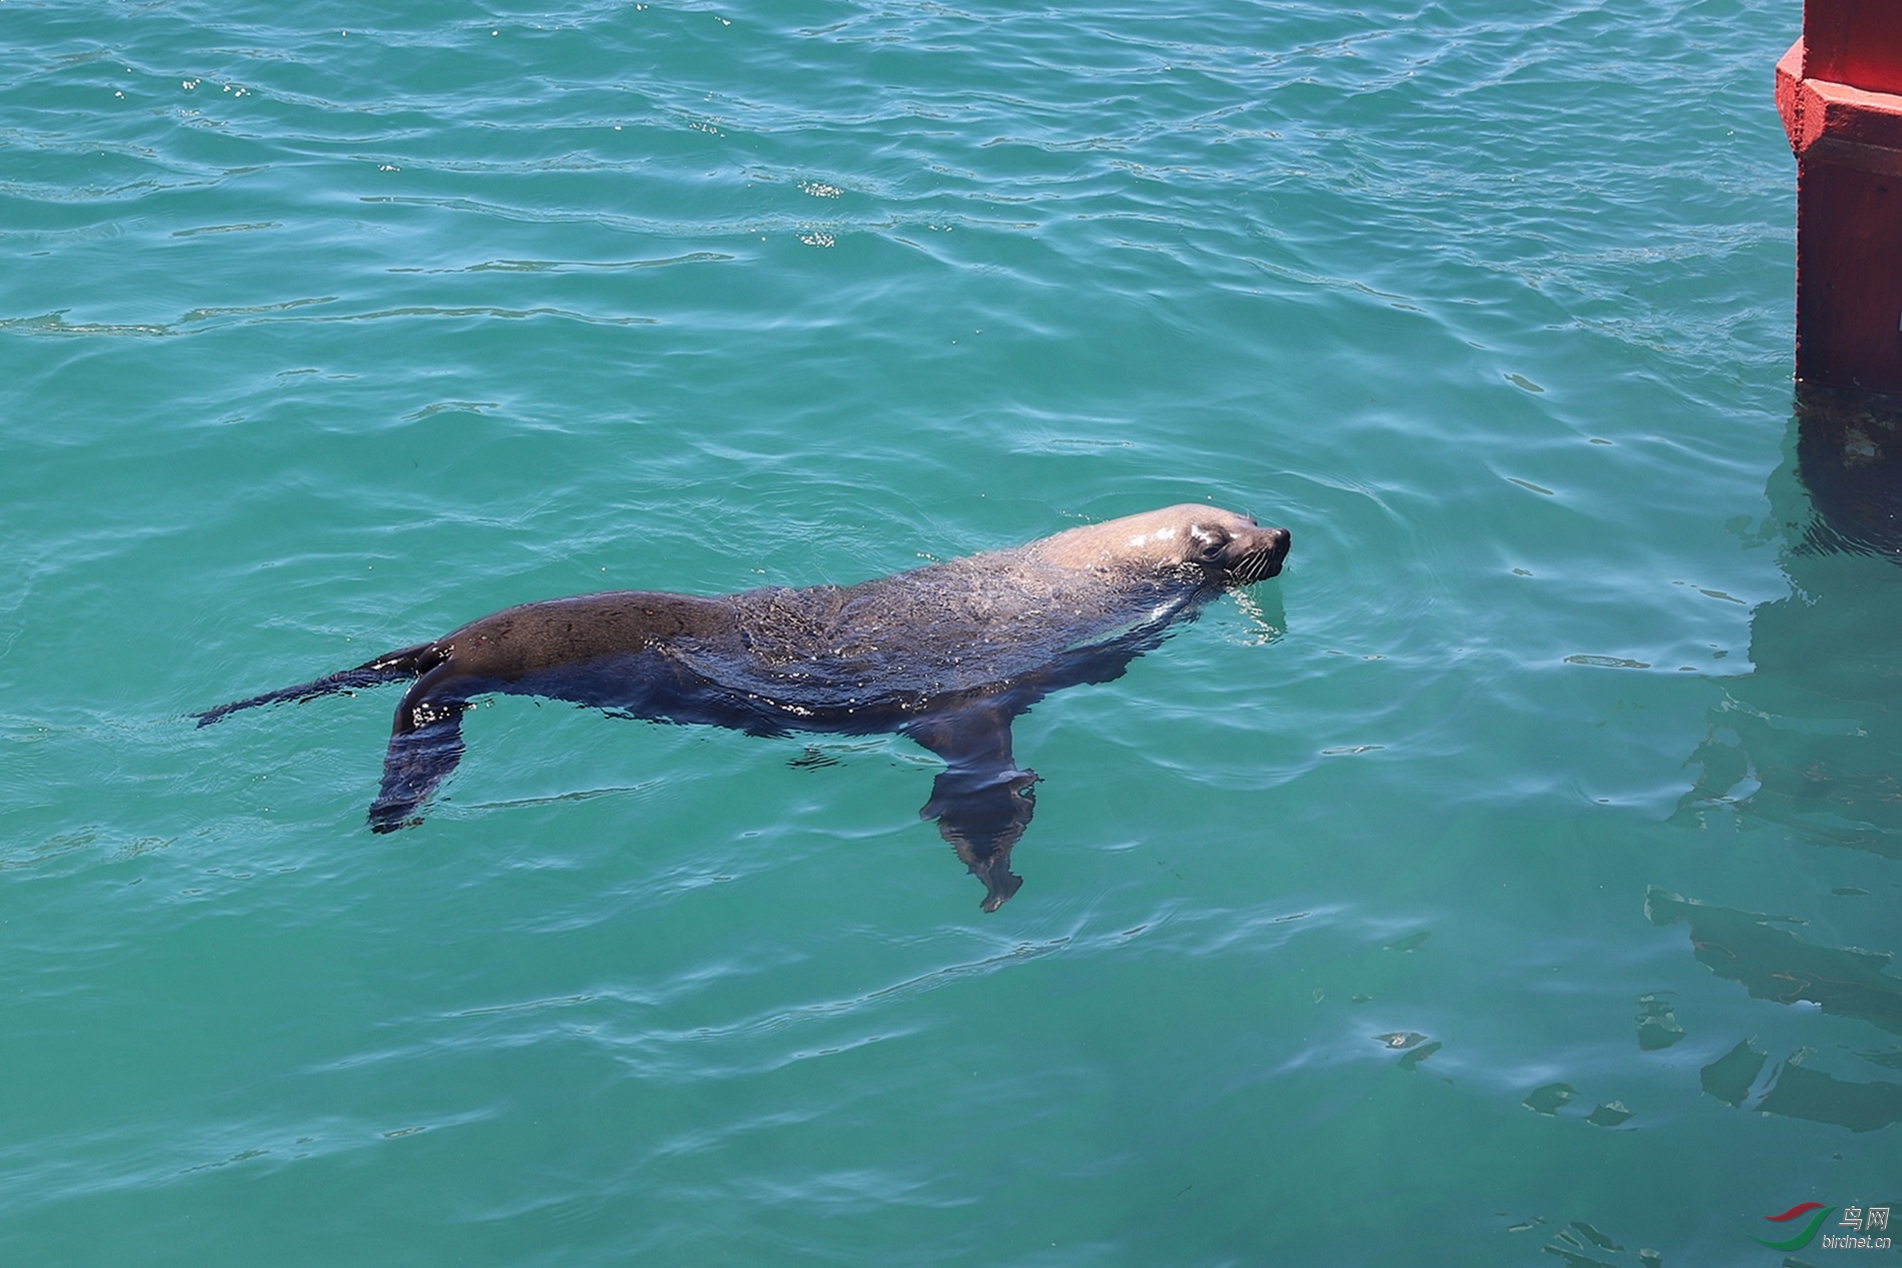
1777,1,1902,391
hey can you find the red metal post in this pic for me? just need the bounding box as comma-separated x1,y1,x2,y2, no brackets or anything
1777,0,1902,391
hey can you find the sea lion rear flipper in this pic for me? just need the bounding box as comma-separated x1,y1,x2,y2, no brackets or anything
906,704,1037,912
195,641,444,727
367,671,469,833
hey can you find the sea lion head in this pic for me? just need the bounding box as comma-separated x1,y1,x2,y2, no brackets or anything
1031,504,1290,586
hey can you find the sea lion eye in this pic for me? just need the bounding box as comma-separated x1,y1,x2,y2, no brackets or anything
1197,536,1227,561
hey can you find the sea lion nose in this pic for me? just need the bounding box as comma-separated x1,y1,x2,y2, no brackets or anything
1264,526,1291,561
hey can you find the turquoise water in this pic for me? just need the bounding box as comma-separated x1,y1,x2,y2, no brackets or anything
6,0,1899,1262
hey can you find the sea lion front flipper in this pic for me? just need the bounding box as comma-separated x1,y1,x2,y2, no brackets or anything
921,766,1036,912
367,670,470,833
905,704,1038,912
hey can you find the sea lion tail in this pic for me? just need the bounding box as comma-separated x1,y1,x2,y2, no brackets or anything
194,642,445,727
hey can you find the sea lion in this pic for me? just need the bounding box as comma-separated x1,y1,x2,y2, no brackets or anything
197,504,1290,910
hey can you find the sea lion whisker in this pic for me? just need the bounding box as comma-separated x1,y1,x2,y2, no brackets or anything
1229,550,1271,584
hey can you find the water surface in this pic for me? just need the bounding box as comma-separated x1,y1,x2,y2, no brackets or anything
6,1,1897,1263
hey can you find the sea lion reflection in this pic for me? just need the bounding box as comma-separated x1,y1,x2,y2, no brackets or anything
198,505,1291,910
